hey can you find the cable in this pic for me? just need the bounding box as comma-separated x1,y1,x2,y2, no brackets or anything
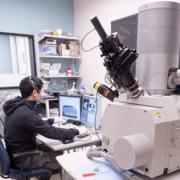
94,92,101,142
104,73,112,85
81,29,100,52
29,78,40,93
86,147,123,173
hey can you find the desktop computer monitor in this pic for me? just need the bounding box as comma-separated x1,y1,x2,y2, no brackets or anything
81,95,100,129
58,95,82,124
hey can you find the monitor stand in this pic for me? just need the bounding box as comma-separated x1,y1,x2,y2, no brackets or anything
67,119,81,126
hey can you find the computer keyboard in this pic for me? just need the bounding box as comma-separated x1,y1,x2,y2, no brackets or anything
59,123,95,136
52,122,99,140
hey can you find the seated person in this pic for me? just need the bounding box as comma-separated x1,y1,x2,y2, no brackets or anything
3,76,79,180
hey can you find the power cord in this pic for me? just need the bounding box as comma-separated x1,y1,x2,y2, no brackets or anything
94,92,101,142
81,29,100,52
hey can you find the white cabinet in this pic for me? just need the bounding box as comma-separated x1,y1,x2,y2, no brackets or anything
38,35,81,93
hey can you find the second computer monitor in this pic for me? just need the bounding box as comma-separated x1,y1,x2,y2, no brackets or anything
59,95,81,123
81,95,100,129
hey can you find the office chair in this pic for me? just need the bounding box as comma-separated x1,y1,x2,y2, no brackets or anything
0,138,51,180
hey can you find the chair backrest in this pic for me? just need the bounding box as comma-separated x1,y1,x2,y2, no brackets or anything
0,139,10,176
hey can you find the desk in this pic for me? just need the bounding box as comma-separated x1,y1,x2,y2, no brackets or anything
37,133,101,152
56,150,138,180
56,150,180,180
41,96,58,117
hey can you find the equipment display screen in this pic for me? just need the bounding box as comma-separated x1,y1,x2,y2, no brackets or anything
59,95,81,122
81,96,98,128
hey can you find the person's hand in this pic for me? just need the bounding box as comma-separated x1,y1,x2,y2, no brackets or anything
61,128,79,144
47,118,54,125
71,128,79,136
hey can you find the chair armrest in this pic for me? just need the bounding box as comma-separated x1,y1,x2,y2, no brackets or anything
13,150,43,159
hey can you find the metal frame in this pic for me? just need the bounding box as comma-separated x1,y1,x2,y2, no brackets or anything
0,32,37,89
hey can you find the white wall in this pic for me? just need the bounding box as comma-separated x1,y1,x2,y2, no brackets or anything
74,0,149,115
74,0,146,86
0,0,74,86
74,0,180,115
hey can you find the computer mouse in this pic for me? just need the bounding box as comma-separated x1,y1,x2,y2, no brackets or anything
62,139,74,144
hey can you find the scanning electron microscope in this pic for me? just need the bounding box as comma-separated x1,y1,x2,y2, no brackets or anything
87,1,180,179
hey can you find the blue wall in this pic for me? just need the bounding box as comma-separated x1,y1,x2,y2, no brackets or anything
0,0,74,35
0,0,74,74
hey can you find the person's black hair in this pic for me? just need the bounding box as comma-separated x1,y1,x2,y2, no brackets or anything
19,76,43,98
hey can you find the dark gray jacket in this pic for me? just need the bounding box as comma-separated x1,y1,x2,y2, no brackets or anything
3,96,79,155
